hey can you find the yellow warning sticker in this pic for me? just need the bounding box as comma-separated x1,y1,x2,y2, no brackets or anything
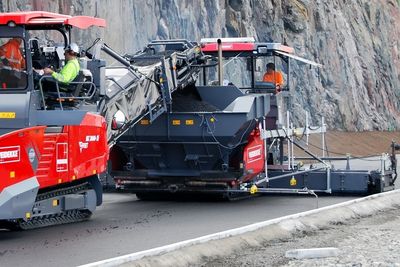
0,112,16,119
140,119,149,125
172,120,181,125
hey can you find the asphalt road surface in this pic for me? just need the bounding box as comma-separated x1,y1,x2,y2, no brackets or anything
0,156,392,266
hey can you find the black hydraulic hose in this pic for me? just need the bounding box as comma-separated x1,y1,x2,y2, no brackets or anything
84,38,101,59
189,56,219,68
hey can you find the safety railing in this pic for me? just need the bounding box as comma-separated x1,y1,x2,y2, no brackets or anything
38,75,96,110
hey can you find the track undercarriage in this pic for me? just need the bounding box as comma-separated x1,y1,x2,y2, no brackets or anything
0,176,101,230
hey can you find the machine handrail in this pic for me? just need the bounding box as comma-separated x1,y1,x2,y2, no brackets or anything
38,75,96,110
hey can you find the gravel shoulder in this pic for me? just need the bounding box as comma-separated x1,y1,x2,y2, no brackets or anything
119,191,400,267
201,207,400,267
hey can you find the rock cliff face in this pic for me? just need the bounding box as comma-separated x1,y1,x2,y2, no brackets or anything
2,0,400,130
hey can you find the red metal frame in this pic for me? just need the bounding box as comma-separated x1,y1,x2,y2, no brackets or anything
0,113,109,192
0,126,45,190
201,42,255,52
242,128,265,182
0,11,106,29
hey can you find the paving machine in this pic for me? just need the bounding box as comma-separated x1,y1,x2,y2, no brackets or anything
0,11,109,230
0,11,204,229
111,37,396,198
1,11,394,229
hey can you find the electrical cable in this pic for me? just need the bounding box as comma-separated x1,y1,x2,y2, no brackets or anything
281,127,384,162
303,140,384,161
223,52,244,68
324,135,331,163
200,115,255,150
294,125,307,141
85,38,101,56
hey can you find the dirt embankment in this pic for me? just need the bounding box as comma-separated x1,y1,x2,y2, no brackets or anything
201,207,400,267
293,131,400,158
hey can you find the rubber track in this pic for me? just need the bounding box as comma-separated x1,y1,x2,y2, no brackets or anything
8,182,93,230
17,210,92,230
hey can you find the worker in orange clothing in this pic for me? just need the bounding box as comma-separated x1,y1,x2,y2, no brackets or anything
0,38,26,71
263,63,284,89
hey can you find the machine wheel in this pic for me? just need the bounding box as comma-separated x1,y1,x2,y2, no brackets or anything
135,192,153,201
222,191,254,201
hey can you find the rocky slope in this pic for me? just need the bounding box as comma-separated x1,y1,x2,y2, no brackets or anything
1,0,400,131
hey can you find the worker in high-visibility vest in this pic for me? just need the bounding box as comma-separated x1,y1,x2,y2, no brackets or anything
0,38,26,70
263,62,284,89
43,43,80,84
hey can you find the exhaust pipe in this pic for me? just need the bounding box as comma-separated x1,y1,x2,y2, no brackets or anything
116,180,161,186
217,38,223,86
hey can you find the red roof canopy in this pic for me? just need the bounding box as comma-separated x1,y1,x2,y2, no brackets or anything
0,11,106,29
200,37,256,52
201,42,256,52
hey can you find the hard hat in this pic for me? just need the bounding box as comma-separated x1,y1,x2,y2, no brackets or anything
65,42,79,54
